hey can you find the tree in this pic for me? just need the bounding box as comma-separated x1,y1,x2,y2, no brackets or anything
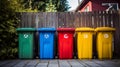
45,0,57,12
33,0,70,12
14,0,38,12
0,0,40,59
51,0,70,12
0,0,19,59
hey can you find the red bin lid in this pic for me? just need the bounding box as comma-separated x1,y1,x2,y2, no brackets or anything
57,28,75,32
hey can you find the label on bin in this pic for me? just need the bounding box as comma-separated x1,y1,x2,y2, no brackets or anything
44,34,49,39
104,33,109,38
64,34,68,39
84,34,88,38
24,34,28,38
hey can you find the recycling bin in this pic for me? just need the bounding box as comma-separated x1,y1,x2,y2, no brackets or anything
57,28,75,59
95,27,115,59
17,28,35,59
38,28,56,59
75,27,94,59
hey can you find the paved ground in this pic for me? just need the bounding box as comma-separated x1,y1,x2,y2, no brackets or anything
0,59,120,67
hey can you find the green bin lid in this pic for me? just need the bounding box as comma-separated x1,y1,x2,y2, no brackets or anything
75,27,94,32
16,28,36,32
95,27,115,32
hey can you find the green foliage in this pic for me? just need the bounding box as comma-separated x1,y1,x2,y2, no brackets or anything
15,0,70,12
48,0,70,12
33,0,70,12
0,47,18,60
0,0,19,59
37,1,46,11
45,0,57,12
15,0,38,12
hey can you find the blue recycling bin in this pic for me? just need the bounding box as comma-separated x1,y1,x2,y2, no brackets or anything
38,28,56,59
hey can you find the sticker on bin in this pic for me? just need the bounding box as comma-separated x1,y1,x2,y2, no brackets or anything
84,34,88,38
64,34,69,39
104,33,109,38
44,34,49,39
24,34,28,38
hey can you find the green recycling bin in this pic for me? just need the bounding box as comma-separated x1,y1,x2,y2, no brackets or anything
17,28,36,59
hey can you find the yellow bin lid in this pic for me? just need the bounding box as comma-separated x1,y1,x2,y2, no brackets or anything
95,27,115,32
75,27,94,32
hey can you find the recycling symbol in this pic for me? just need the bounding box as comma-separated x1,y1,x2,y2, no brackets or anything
84,34,88,38
64,34,69,39
24,34,28,38
104,33,109,38
44,34,49,39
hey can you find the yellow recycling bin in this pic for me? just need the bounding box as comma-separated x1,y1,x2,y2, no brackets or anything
95,27,115,59
76,27,94,59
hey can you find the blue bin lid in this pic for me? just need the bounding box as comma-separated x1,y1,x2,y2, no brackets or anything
38,28,56,32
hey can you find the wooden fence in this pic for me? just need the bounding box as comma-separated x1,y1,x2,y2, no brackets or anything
18,11,120,58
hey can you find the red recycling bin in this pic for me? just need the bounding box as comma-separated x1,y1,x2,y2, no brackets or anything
57,28,75,59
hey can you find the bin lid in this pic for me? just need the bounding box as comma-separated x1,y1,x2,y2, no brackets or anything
75,27,94,32
95,27,115,32
16,28,36,32
38,28,56,31
57,28,75,32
